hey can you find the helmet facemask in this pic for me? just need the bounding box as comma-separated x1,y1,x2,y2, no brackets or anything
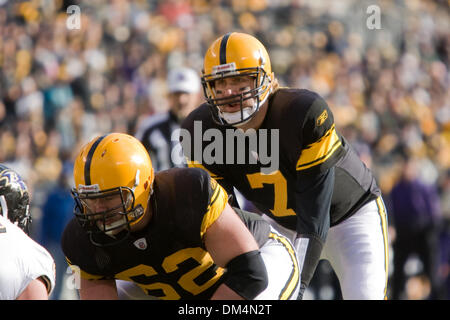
0,194,31,234
0,165,32,234
72,185,145,247
202,65,272,127
73,133,155,247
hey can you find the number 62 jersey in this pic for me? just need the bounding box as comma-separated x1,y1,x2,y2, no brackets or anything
61,167,270,300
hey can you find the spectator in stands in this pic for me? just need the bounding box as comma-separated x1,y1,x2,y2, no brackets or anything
0,0,448,299
389,156,444,299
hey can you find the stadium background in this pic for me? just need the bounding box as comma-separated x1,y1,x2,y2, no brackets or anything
0,0,448,300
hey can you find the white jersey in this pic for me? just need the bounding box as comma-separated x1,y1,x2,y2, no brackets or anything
0,215,55,299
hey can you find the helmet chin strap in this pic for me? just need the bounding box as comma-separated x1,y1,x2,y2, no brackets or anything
218,77,272,127
98,216,127,238
219,91,259,127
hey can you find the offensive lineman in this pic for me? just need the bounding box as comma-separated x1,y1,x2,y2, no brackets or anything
61,133,299,300
181,32,389,299
0,164,55,300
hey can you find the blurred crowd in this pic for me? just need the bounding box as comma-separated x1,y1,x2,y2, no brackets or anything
0,0,448,300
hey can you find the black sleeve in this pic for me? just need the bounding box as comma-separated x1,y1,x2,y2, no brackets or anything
295,167,334,241
169,168,215,228
296,97,345,175
295,166,335,298
216,179,240,208
169,168,229,243
180,110,237,207
291,94,343,298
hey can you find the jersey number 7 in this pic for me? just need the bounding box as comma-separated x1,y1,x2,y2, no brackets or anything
247,170,296,217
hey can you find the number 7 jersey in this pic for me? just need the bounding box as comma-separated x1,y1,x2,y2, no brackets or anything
181,88,381,232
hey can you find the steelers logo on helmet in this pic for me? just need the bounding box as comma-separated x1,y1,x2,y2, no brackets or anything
72,133,155,246
202,32,274,127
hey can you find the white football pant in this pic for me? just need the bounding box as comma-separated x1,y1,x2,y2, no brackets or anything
264,197,389,300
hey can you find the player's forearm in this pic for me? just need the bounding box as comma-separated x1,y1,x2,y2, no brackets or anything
294,233,324,299
294,168,334,298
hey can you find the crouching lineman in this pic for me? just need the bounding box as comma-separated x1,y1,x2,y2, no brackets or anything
0,164,55,299
61,133,299,300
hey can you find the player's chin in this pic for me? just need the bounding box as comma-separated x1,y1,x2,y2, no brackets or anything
96,218,126,236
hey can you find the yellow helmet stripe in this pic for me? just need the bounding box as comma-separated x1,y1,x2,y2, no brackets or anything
84,134,107,185
219,32,232,64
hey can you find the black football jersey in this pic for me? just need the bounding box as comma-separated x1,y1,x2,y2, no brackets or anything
61,167,270,300
181,88,381,233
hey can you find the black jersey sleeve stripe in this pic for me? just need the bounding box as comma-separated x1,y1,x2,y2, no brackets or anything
220,32,232,65
84,134,107,185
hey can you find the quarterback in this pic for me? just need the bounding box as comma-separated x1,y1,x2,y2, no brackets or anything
61,133,299,300
181,32,389,299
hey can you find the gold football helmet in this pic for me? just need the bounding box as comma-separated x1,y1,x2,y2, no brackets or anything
202,32,273,126
72,133,154,246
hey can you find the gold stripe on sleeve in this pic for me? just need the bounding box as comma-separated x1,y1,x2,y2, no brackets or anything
200,182,228,238
296,125,342,171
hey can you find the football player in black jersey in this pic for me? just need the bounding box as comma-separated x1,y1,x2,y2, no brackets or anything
61,133,299,300
181,32,389,299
